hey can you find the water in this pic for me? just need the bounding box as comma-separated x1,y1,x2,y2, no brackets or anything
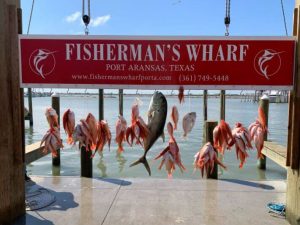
24,94,288,180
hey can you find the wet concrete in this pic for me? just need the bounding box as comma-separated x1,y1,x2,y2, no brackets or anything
14,176,289,225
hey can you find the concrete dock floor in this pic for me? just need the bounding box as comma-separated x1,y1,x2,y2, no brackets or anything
14,176,289,225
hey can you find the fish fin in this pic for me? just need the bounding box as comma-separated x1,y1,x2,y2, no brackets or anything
130,155,151,176
154,146,169,160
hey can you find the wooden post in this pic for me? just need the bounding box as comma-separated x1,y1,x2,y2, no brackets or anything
0,0,25,223
28,88,33,126
203,90,207,121
203,121,218,179
257,95,269,170
51,93,60,166
99,89,104,120
286,3,300,224
220,90,225,120
119,89,123,116
81,146,93,177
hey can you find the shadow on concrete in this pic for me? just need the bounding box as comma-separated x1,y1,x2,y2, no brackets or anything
14,182,79,224
37,185,79,211
95,177,132,186
220,179,275,190
14,213,55,225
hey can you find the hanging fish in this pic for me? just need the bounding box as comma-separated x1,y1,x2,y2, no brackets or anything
45,107,59,128
213,120,234,155
194,142,226,177
115,115,127,153
231,122,252,168
170,106,179,130
248,106,268,159
178,86,184,104
182,112,196,137
62,109,75,144
93,120,112,157
126,99,149,147
130,91,168,176
40,127,63,157
155,122,185,178
86,113,98,149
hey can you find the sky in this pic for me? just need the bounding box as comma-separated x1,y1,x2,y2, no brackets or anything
21,0,295,36
20,0,296,94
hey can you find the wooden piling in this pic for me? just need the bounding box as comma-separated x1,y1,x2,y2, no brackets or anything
220,90,225,120
0,0,25,223
28,87,33,126
286,4,300,224
203,90,207,121
203,121,218,179
51,93,60,166
119,89,123,116
257,95,269,170
81,146,93,177
99,89,104,120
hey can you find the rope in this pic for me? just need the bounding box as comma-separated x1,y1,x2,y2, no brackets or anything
27,0,35,34
280,0,288,36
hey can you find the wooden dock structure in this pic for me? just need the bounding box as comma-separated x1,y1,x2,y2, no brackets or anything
262,142,287,169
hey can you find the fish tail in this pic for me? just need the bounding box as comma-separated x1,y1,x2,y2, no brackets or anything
117,145,124,153
129,155,151,176
67,136,73,145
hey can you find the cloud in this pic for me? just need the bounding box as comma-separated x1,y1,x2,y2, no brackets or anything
90,15,111,27
66,11,81,23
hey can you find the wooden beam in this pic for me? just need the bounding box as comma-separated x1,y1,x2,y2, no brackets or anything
25,142,45,165
262,141,287,169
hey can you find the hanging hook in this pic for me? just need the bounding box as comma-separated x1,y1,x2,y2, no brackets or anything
225,24,229,36
224,0,230,36
82,0,90,35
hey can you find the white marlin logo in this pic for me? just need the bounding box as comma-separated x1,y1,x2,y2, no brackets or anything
29,49,56,79
254,49,283,80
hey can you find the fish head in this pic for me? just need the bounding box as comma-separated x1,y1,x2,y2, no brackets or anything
188,112,196,120
235,122,242,128
148,91,167,119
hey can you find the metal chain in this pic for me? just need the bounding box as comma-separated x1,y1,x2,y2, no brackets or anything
224,0,230,36
82,0,91,35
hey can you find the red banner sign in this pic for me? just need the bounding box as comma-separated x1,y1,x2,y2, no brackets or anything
19,35,295,90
